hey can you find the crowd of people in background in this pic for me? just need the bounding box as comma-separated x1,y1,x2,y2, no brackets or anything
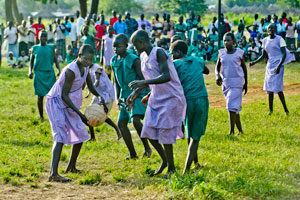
1,11,300,69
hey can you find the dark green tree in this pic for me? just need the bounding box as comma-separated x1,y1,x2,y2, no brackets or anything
155,0,208,16
98,0,143,15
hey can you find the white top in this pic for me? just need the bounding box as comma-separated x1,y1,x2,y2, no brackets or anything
253,19,260,26
54,24,65,40
207,22,218,35
4,27,18,44
18,26,28,43
262,37,286,48
70,22,77,41
77,17,85,36
26,24,35,43
18,55,29,65
47,30,54,41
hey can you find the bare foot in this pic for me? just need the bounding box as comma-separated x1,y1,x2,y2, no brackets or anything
126,155,138,160
194,163,204,170
89,137,96,142
285,110,289,116
66,167,82,174
153,162,167,175
162,170,176,179
227,132,234,137
143,148,152,158
49,174,71,182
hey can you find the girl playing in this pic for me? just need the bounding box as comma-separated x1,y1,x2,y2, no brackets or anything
111,34,152,159
170,40,209,174
46,44,107,182
29,31,60,120
215,32,248,136
128,30,186,177
249,23,295,115
87,63,121,140
100,25,115,80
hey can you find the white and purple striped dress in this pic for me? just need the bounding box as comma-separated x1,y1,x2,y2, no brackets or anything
219,48,245,114
262,35,295,93
140,47,186,144
45,61,90,145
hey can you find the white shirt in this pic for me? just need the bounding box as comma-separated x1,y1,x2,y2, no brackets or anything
70,22,77,41
77,17,85,36
18,26,28,43
4,27,18,44
54,24,65,40
253,19,260,26
26,24,35,43
207,22,218,35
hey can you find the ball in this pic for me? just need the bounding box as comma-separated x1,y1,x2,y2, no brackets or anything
84,103,107,127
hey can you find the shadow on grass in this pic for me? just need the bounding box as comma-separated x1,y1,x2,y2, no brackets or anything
2,140,51,148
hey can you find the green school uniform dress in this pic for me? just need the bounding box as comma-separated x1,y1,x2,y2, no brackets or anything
208,34,218,43
82,34,96,62
174,56,209,141
32,44,56,96
111,51,148,121
174,23,187,41
210,45,219,62
187,45,199,56
196,49,207,59
187,19,199,41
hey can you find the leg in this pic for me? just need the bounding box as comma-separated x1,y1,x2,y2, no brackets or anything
187,138,199,166
235,113,243,133
148,139,167,175
278,91,289,114
183,139,199,174
49,142,70,182
268,92,274,114
105,117,122,140
37,96,44,120
118,119,138,159
228,111,236,135
89,126,96,141
163,144,175,173
132,115,152,157
66,143,83,173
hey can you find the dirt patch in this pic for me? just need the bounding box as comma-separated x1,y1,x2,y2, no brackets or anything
208,83,300,109
0,182,162,200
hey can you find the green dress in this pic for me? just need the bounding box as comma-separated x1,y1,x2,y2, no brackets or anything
173,56,208,141
210,45,219,62
208,34,218,43
111,51,149,121
187,19,199,41
82,34,95,50
32,44,56,96
187,45,199,56
174,23,186,41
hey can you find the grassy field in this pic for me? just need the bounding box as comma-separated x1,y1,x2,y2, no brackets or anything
0,60,299,199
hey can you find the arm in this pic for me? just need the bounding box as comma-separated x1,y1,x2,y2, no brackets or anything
28,52,35,79
215,57,222,86
91,36,102,42
275,47,286,74
94,71,101,87
241,57,248,95
249,49,267,66
203,65,209,75
100,39,104,64
62,69,88,125
53,48,60,76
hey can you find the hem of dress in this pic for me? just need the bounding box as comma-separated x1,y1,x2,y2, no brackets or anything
53,137,90,145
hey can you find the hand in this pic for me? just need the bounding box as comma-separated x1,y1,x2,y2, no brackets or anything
117,99,124,111
80,114,89,126
243,83,248,95
28,72,33,79
248,62,254,67
275,67,280,74
103,103,109,114
126,90,139,107
216,74,222,86
128,80,147,90
141,95,149,106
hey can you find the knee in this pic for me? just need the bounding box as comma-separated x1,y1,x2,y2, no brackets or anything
132,116,142,129
117,120,127,130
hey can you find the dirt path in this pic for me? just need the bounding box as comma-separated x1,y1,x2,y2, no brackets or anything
208,83,300,109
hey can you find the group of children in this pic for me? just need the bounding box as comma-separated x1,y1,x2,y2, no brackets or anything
27,19,294,181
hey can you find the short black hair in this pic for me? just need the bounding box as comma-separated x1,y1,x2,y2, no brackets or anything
170,35,181,44
79,44,95,56
115,34,129,44
224,32,235,42
170,40,188,55
130,30,149,44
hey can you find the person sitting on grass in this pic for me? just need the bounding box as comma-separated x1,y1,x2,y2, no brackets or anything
215,32,248,136
248,41,259,61
28,31,61,120
18,50,29,68
7,51,18,68
170,40,209,174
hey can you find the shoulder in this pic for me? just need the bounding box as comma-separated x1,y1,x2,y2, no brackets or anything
236,48,244,58
218,48,226,56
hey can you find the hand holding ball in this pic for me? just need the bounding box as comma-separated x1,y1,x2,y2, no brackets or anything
84,103,107,127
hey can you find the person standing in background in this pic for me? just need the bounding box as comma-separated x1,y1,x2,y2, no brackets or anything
4,21,18,58
76,10,85,40
70,17,77,49
27,16,36,51
32,17,45,44
18,20,29,56
63,16,72,47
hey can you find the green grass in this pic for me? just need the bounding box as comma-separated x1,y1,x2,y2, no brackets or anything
0,61,299,199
